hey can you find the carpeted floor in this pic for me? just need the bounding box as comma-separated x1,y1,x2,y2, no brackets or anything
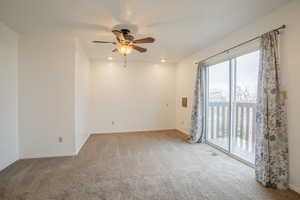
0,130,299,200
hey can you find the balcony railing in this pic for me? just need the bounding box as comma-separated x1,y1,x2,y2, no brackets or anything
207,101,256,162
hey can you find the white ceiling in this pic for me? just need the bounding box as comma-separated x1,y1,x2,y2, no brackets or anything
0,0,291,63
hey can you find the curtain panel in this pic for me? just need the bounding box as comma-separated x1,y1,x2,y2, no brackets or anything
188,62,207,144
255,31,289,190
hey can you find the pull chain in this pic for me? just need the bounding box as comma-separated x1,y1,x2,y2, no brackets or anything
124,54,127,67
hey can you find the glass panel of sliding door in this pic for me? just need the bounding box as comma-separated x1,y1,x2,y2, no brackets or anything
231,51,259,163
206,61,230,151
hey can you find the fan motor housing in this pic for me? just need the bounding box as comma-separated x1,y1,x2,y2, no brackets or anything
121,29,130,35
119,29,134,41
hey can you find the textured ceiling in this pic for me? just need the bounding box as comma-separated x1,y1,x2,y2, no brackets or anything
0,0,291,62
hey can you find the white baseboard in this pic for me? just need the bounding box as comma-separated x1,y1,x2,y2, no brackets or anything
20,134,91,159
0,158,18,172
175,129,189,136
75,133,91,155
289,184,300,194
91,128,177,135
20,152,76,160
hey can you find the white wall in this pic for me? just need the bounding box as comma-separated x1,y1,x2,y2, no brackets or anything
0,22,19,170
90,61,176,133
175,0,300,192
75,39,91,153
175,60,196,134
18,34,76,158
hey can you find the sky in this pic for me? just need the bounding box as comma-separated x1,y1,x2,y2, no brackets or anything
208,50,259,102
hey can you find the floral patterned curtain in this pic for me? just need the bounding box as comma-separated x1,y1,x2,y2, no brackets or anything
188,62,207,144
255,31,289,189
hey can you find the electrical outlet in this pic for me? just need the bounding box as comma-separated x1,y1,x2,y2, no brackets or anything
58,137,63,143
112,121,115,125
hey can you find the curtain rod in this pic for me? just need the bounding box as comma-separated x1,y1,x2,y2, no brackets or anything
195,24,286,65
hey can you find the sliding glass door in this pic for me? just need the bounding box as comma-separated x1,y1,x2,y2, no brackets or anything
231,51,259,163
206,50,259,164
206,61,230,151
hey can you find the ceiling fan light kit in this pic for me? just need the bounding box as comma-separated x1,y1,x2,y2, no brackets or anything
93,28,155,67
117,44,132,55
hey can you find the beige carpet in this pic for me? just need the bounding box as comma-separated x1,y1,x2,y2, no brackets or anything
0,130,299,200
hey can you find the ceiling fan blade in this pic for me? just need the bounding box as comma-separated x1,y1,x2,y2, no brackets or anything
93,41,116,44
112,48,118,52
133,37,155,44
132,45,147,53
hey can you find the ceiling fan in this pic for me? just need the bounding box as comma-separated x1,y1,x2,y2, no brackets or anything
92,29,155,56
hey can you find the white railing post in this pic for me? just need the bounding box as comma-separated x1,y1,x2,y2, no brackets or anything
207,102,256,155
